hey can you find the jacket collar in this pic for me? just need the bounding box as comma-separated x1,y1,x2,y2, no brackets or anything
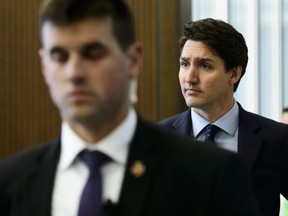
115,118,159,216
22,139,61,216
171,104,263,174
237,103,263,173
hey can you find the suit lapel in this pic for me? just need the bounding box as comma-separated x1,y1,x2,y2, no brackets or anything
172,109,193,137
116,118,159,216
238,105,263,173
24,140,60,216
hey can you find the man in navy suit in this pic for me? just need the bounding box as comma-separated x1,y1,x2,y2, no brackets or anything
159,18,288,216
0,1,261,216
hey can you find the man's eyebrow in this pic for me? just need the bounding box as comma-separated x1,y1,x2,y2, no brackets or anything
179,57,190,61
48,41,108,54
81,41,107,51
194,57,214,63
49,46,66,54
179,56,214,62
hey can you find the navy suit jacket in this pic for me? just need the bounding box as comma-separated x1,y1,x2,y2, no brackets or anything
159,103,288,216
0,117,261,216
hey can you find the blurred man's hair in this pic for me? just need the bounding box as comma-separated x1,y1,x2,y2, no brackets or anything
39,0,135,51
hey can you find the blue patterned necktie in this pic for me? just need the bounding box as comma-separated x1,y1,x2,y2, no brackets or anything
77,150,109,216
205,124,219,143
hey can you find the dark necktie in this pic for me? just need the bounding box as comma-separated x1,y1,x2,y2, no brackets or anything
78,150,109,216
205,124,219,143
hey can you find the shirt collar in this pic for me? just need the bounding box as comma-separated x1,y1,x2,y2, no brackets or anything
59,108,137,170
192,101,239,137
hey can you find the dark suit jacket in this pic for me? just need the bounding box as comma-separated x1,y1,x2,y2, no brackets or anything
159,103,288,216
0,118,261,216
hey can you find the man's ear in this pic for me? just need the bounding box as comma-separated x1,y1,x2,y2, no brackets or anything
39,48,49,84
229,66,242,85
126,42,142,79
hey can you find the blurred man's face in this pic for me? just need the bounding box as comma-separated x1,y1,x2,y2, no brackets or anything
39,18,141,128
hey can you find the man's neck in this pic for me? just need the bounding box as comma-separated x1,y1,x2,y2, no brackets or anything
193,100,235,123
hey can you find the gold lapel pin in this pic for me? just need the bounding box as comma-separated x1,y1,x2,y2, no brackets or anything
130,160,146,177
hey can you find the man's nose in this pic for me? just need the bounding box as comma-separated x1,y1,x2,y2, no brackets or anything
184,65,198,83
65,56,85,82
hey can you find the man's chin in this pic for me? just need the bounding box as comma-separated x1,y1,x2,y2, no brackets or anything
185,99,196,108
69,113,99,126
186,100,203,109
65,106,96,122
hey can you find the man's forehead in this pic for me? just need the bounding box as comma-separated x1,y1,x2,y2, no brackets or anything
182,40,212,53
40,18,115,47
180,40,218,60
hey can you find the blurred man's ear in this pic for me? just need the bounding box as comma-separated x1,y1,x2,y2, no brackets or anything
38,49,49,85
126,42,142,104
129,79,138,104
126,42,142,79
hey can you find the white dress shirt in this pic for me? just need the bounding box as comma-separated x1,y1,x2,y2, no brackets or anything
51,108,137,216
192,101,239,152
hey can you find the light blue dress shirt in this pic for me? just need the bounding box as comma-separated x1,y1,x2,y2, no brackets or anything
191,101,239,152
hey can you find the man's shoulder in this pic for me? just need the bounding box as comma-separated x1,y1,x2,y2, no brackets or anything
239,106,288,130
0,139,60,177
158,109,190,126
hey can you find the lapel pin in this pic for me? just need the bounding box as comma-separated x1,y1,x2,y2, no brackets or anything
130,160,145,178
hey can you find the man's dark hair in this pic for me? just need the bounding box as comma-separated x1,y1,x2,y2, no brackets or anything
179,18,248,92
39,0,135,51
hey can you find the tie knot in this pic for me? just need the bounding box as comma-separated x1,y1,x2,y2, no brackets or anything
205,124,219,143
79,150,109,171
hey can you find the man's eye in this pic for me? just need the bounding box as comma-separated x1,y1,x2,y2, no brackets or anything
50,51,69,63
180,61,189,68
83,48,107,60
200,63,211,70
